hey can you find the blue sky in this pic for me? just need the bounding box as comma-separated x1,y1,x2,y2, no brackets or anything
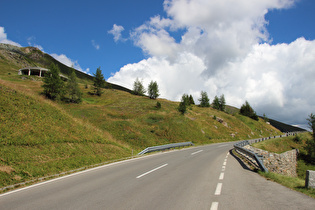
1,0,315,128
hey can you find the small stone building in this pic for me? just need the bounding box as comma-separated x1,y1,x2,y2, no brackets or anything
18,67,68,80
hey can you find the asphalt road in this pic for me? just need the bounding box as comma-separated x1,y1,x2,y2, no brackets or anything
1,142,314,210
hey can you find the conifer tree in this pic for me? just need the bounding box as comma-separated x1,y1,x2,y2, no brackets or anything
42,63,64,100
133,78,146,96
219,94,226,111
148,80,160,99
212,95,220,110
66,68,82,103
178,94,188,114
199,91,210,107
93,67,105,96
240,101,258,121
189,95,195,105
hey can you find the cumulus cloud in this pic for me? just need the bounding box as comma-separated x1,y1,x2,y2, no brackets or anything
108,24,126,42
108,0,314,127
0,26,22,47
50,53,90,75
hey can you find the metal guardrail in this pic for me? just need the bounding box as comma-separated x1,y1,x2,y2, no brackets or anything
138,142,194,155
234,142,268,172
234,132,302,172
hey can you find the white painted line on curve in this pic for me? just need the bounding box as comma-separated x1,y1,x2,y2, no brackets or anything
217,144,229,147
215,183,223,195
136,164,168,179
210,201,219,210
191,150,203,155
219,172,224,180
223,161,227,166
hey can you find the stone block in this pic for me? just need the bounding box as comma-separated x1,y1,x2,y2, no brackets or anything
305,170,315,189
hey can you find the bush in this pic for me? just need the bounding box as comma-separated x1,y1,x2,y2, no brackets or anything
156,101,161,109
293,135,302,143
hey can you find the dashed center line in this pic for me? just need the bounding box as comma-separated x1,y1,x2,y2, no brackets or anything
211,152,229,209
215,183,223,195
219,172,224,180
210,201,219,210
136,164,168,179
191,150,203,155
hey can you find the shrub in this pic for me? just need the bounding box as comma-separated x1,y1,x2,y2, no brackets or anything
156,101,161,109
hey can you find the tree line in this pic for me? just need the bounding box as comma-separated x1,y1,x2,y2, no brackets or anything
42,65,260,123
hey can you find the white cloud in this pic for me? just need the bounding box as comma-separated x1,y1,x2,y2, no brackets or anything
50,53,90,75
27,36,44,51
91,40,100,50
108,0,314,127
0,26,22,47
108,24,126,42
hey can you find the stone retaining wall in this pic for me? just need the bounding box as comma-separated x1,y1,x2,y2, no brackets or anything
244,145,298,177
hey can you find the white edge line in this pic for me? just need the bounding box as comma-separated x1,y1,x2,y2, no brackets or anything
136,164,168,179
191,150,203,155
0,155,155,197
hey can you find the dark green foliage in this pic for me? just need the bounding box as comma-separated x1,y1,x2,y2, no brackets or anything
305,113,315,163
212,94,226,111
156,101,161,109
240,101,259,121
178,94,189,114
133,78,146,96
212,96,220,110
178,101,187,114
42,63,65,100
293,135,302,143
65,68,82,103
189,95,195,105
219,94,226,111
199,91,210,107
148,81,160,99
93,67,105,96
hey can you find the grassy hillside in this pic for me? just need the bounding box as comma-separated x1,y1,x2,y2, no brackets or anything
0,44,283,189
0,80,131,188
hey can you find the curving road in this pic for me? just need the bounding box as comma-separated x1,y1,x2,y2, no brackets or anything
0,142,314,209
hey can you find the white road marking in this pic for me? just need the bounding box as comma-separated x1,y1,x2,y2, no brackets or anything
219,172,224,180
223,161,227,166
191,150,203,155
217,144,229,147
136,164,168,179
215,183,223,195
210,201,219,210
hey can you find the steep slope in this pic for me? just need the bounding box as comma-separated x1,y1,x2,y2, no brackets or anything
0,81,131,188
